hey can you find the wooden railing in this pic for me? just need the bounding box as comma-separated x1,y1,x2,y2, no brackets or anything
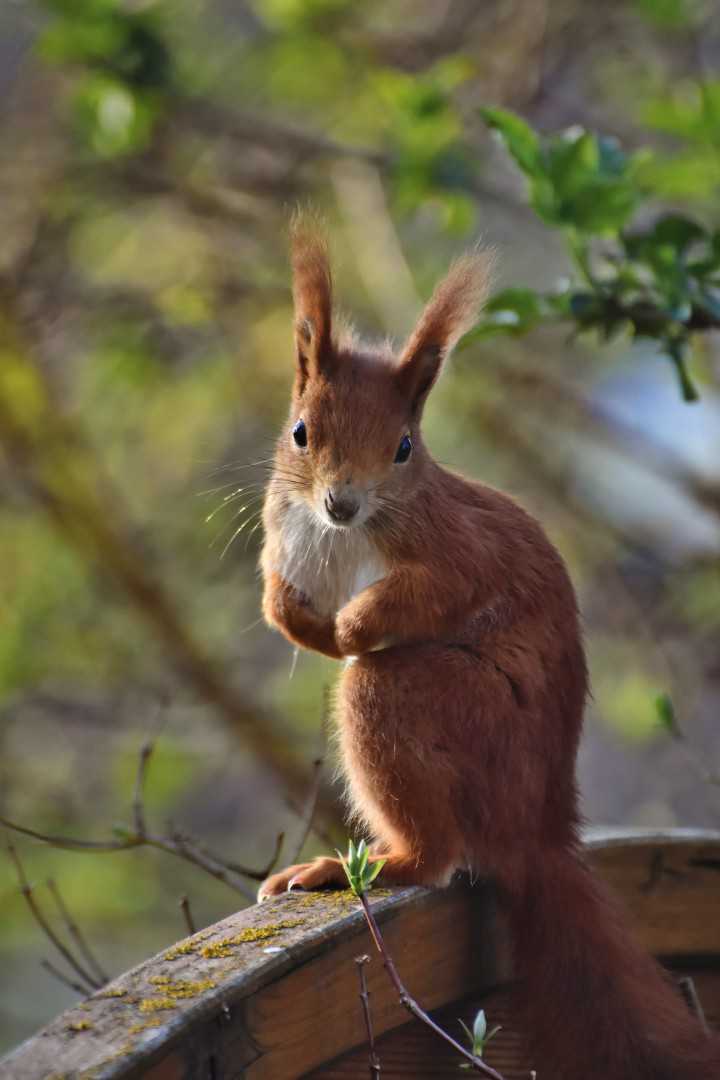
2,828,720,1079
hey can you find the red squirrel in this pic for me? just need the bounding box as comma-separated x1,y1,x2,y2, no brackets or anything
257,214,720,1079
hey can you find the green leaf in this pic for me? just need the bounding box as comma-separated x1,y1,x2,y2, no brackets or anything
111,824,133,840
667,338,699,401
473,1009,487,1045
653,214,706,254
480,106,542,177
357,838,369,876
469,286,547,339
545,128,599,197
336,847,355,891
364,859,386,886
655,692,681,737
458,1019,473,1046
624,216,707,266
72,74,157,158
596,135,631,178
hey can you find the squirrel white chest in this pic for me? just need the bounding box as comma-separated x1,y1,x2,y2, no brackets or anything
278,502,388,617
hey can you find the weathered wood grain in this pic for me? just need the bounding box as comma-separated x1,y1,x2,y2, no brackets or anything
311,967,720,1079
1,829,718,1080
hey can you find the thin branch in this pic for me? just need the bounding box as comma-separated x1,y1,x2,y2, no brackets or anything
46,877,108,986
0,328,342,834
358,892,505,1079
132,738,155,837
185,828,286,882
0,816,143,853
0,714,289,903
248,829,286,880
179,895,196,936
0,817,257,903
285,757,324,866
40,959,90,997
678,976,710,1035
6,842,99,993
355,954,381,1079
165,829,256,902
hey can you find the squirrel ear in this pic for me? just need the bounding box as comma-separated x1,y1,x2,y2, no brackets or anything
397,251,492,413
290,210,334,393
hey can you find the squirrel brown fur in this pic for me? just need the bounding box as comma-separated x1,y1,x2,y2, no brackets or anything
258,212,720,1079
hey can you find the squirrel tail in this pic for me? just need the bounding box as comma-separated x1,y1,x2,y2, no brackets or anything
503,847,720,1079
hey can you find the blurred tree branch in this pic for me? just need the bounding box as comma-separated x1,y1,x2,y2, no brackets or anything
5,841,105,996
0,299,342,831
1,731,286,904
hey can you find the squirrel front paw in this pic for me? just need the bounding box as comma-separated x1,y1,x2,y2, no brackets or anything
335,604,378,655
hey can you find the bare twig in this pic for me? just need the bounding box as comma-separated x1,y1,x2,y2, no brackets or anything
166,829,257,901
678,976,710,1035
179,895,196,936
46,877,108,986
0,710,293,902
40,959,90,997
0,817,257,903
355,954,381,1078
285,757,324,866
6,842,100,993
186,828,285,882
132,738,155,837
0,816,143,853
0,731,281,903
358,893,505,1079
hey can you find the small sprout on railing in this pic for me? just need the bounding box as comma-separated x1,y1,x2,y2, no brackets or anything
341,840,505,1078
458,1009,502,1068
337,839,386,897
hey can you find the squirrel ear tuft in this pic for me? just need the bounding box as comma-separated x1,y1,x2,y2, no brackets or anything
397,250,493,413
290,209,334,391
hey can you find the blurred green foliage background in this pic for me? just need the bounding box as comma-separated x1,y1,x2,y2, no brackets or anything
1,0,719,1052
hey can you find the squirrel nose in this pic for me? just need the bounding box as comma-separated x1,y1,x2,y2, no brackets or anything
325,488,359,523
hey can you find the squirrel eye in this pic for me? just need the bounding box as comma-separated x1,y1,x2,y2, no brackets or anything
292,419,307,448
394,434,412,463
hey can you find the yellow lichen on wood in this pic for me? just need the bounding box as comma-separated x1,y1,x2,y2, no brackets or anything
200,918,303,958
128,1019,162,1034
283,890,362,910
138,997,178,1013
67,1020,93,1032
146,976,217,998
164,940,196,961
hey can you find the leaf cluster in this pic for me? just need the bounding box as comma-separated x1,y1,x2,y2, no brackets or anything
39,0,171,157
338,839,385,897
475,107,720,401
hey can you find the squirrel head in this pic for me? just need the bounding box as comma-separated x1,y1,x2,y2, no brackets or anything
274,210,492,532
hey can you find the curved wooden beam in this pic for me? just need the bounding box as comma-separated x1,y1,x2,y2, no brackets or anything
2,829,719,1080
